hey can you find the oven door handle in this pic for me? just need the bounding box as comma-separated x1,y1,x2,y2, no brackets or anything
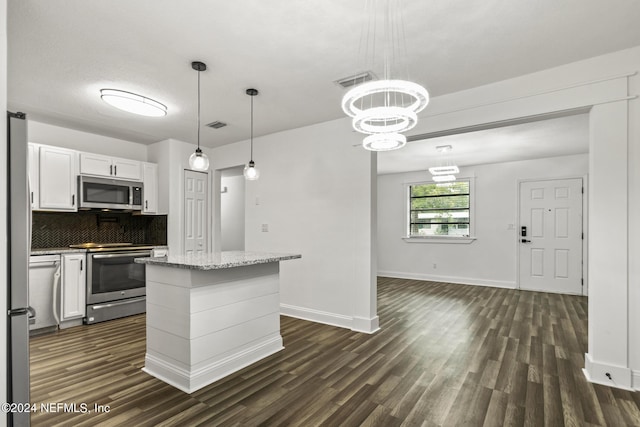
91,251,151,259
90,297,146,310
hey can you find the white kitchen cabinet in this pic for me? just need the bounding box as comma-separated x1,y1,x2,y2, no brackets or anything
142,162,158,214
61,253,86,320
28,143,40,210
38,145,78,211
80,152,141,180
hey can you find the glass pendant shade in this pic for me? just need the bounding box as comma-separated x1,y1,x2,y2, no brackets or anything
243,161,259,180
189,148,209,171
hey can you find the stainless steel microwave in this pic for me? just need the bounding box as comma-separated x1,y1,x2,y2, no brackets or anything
78,176,143,210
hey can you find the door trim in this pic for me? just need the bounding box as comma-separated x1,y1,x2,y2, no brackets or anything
515,174,588,295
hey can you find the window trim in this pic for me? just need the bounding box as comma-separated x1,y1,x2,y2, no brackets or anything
403,176,476,243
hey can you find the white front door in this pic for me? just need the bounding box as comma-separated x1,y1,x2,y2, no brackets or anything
184,170,208,256
519,178,583,294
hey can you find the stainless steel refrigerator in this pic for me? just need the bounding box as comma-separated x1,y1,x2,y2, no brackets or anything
7,111,31,427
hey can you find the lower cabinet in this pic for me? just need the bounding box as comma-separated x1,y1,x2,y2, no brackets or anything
61,253,86,321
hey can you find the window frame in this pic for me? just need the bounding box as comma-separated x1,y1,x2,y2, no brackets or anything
403,177,477,244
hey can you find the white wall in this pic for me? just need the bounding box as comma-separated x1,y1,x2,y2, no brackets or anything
211,119,379,333
28,120,148,161
378,154,589,288
220,173,245,251
1,1,8,425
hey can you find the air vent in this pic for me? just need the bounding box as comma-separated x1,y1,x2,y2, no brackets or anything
334,71,376,88
206,121,227,129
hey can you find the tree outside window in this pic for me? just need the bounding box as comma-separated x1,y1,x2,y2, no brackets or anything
409,181,470,237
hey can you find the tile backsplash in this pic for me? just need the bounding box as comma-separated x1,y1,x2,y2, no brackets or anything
31,211,167,248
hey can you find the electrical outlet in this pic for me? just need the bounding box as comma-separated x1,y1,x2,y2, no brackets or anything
433,263,437,269
261,224,269,232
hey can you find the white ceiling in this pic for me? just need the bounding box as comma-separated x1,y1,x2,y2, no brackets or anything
7,1,640,171
378,113,590,174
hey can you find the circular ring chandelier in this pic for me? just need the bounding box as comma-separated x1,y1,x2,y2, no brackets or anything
352,106,418,134
341,79,429,120
340,0,430,152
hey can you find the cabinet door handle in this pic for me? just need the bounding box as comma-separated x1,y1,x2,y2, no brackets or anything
110,164,113,175
80,259,83,270
72,194,75,206
114,165,117,175
145,200,148,209
31,192,33,203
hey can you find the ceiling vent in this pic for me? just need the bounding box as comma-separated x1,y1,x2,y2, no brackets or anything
334,71,376,89
206,121,227,129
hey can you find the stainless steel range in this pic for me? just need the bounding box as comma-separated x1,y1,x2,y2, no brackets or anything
70,243,153,324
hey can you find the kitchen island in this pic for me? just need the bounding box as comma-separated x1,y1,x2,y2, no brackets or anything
135,251,301,393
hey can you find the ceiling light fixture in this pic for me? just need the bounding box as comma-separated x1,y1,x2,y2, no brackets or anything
188,61,210,171
100,89,167,117
341,0,429,151
430,145,459,182
243,88,260,181
428,165,460,175
432,174,457,182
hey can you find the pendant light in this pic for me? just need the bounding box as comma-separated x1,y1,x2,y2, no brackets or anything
243,88,259,181
341,0,429,151
188,61,210,171
430,145,458,182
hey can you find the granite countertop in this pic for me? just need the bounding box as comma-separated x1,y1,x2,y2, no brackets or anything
31,245,168,256
135,250,302,270
30,247,88,256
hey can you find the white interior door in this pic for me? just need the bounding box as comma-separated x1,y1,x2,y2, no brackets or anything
519,178,583,294
184,170,208,256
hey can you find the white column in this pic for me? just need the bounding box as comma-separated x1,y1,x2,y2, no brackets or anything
584,100,632,389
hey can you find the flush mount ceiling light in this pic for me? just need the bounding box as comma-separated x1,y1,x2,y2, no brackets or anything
243,88,260,181
100,89,167,117
188,61,210,171
341,0,429,152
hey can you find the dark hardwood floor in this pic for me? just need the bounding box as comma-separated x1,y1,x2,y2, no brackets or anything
29,278,640,426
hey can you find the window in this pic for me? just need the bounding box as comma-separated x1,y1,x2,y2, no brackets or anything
408,180,471,238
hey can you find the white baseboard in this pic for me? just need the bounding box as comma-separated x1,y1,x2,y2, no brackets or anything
143,336,284,394
352,315,380,334
583,353,634,391
377,270,516,289
633,370,640,391
280,303,380,334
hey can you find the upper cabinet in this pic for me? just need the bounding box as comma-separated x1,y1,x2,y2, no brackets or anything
38,145,78,212
142,162,158,214
29,144,156,212
28,143,40,210
80,153,142,181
